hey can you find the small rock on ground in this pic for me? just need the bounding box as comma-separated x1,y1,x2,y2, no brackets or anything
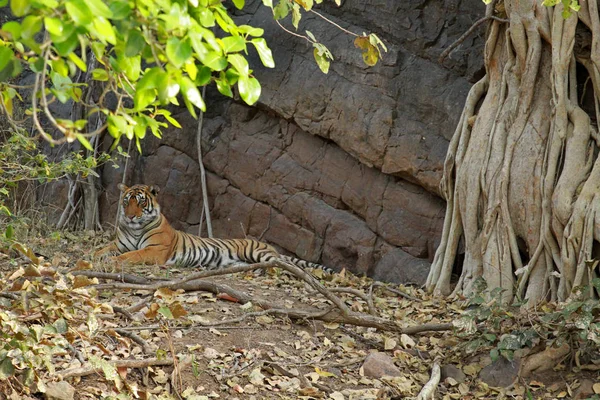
44,381,75,400
361,351,402,378
441,364,467,383
478,357,520,388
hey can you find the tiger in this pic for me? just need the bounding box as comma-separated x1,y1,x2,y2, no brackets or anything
94,183,333,273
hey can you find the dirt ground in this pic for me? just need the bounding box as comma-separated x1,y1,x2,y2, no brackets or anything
0,231,598,399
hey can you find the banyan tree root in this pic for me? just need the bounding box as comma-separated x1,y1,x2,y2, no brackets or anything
416,362,441,400
78,261,453,335
427,0,600,305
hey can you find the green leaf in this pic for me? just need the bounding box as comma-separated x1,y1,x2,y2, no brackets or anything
166,37,192,68
2,21,22,40
52,59,69,76
0,0,7,6
221,36,246,53
251,38,274,68
87,0,113,18
238,75,260,105
133,117,147,139
216,76,233,97
0,358,15,379
157,73,180,104
109,0,132,20
50,72,73,90
292,3,301,29
158,306,174,319
53,33,79,56
120,55,141,81
490,348,499,361
92,17,116,45
199,51,227,71
0,47,14,73
262,0,273,8
66,0,94,26
156,110,182,128
133,89,156,111
76,134,93,151
125,30,146,57
92,68,108,81
90,356,118,381
185,61,198,80
227,54,249,76
0,58,21,82
108,114,128,138
68,52,87,72
53,318,68,334
10,0,31,17
91,42,106,59
232,0,244,9
199,8,215,27
4,225,13,239
180,76,206,112
137,67,163,91
50,21,76,43
313,48,330,73
196,66,211,85
35,0,58,6
44,17,63,36
273,0,292,20
238,25,264,37
21,16,42,40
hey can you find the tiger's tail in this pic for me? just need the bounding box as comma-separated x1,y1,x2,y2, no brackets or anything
279,255,334,274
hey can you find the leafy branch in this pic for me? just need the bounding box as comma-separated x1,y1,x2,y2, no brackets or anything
262,0,387,73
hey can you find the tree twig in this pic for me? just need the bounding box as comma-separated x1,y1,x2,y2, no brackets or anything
114,328,153,354
58,358,174,380
372,281,422,302
85,261,452,334
71,270,151,285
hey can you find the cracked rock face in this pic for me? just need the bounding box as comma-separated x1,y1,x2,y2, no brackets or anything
98,0,485,283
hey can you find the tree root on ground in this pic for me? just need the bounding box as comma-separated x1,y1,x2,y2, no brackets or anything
73,261,452,335
416,361,441,400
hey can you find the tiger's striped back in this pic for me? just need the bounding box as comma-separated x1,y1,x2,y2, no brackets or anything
167,235,279,269
100,184,334,273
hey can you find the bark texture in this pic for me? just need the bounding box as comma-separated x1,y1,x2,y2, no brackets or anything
427,0,600,303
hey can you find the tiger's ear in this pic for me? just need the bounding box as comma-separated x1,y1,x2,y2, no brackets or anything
149,185,160,195
118,183,128,192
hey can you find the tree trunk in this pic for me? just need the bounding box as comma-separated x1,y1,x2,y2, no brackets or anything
427,0,600,305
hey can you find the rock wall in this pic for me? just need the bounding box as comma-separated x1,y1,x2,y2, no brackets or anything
98,0,485,284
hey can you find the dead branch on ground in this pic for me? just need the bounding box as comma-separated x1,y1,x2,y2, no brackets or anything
58,358,174,380
83,260,452,334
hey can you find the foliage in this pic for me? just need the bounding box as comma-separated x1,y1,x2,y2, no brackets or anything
0,262,108,394
0,0,276,152
261,0,387,73
483,0,581,17
0,0,386,153
459,280,600,367
0,131,109,232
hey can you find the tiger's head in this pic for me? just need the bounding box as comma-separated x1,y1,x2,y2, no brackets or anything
118,184,161,227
